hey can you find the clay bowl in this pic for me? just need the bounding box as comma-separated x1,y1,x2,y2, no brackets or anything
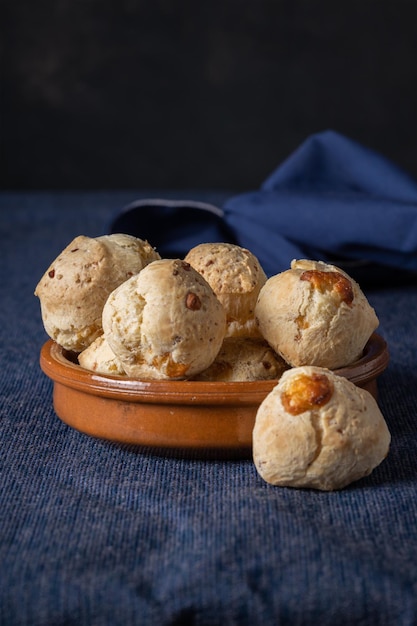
40,333,389,458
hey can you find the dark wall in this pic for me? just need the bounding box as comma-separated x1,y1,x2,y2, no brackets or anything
2,0,417,191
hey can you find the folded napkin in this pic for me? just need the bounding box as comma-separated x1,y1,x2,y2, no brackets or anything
111,198,238,260
110,130,417,285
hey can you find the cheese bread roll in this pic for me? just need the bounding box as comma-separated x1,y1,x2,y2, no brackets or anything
102,259,226,380
255,259,378,369
35,233,160,352
253,366,390,491
184,243,267,338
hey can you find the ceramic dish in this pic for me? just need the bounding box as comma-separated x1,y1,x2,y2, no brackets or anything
40,333,389,458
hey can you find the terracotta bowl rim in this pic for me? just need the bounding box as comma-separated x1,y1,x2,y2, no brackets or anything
40,332,389,405
39,333,389,455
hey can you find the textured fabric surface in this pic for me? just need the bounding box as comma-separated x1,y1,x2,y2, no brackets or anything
111,131,417,283
1,191,417,625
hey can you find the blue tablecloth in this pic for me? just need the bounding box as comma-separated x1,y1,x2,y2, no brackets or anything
1,191,417,625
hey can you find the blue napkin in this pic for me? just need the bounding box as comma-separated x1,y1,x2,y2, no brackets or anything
110,131,417,284
111,198,238,260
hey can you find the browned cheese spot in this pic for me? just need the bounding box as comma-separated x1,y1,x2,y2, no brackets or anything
281,372,333,415
154,354,189,378
295,313,309,330
300,270,354,306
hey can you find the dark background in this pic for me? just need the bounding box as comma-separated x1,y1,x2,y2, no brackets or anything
1,0,416,191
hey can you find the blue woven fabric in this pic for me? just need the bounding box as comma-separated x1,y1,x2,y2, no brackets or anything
224,131,417,279
111,131,417,284
1,190,417,625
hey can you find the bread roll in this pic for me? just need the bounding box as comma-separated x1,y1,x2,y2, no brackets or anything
192,337,289,382
253,366,390,491
102,259,227,380
255,259,379,369
184,243,267,338
78,335,126,375
35,234,160,352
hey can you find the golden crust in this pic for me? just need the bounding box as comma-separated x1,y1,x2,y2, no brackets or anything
34,234,160,352
184,243,267,337
102,259,227,380
255,259,379,369
78,335,126,376
253,366,391,491
192,337,289,382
